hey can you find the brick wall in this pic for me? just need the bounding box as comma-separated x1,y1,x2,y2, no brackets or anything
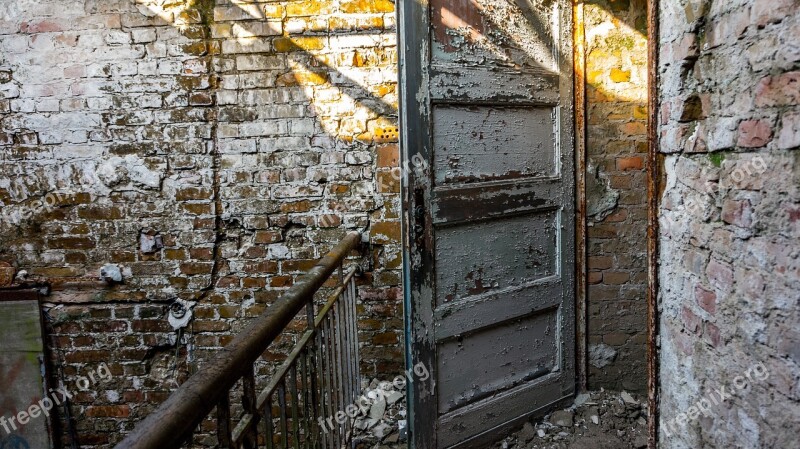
658,0,800,446
584,0,649,392
0,0,401,446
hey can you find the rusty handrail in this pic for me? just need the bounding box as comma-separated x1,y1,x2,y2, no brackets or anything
115,231,362,449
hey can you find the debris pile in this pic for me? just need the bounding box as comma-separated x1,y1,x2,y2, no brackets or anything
494,390,649,449
352,378,408,449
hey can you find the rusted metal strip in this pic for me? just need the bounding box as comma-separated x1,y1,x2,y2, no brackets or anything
217,393,232,449
573,0,588,394
114,232,361,449
265,395,275,449
647,0,661,448
232,364,258,447
290,366,300,449
243,366,258,448
300,351,312,449
349,278,360,405
278,380,289,449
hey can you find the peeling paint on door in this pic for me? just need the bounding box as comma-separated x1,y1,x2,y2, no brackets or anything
400,0,576,447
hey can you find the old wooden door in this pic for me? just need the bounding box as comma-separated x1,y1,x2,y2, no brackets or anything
399,0,576,447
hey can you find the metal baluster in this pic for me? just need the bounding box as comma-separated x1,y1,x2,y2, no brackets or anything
265,394,275,449
341,286,353,439
307,298,320,449
243,366,258,449
300,351,311,449
279,380,289,449
325,315,339,448
317,320,331,449
217,393,232,449
309,344,321,449
350,277,361,399
333,300,345,446
290,365,300,449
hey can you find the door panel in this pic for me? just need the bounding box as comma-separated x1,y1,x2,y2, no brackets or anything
437,310,559,414
432,106,557,185
434,210,558,305
400,0,575,447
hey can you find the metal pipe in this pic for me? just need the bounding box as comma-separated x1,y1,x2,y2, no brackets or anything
646,0,661,447
114,231,361,449
573,0,588,393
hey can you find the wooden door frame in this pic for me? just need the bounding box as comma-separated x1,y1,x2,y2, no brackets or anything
573,0,588,396
646,0,661,448
398,0,436,445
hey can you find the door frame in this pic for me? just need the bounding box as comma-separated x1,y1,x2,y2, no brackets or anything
646,0,661,447
398,0,436,446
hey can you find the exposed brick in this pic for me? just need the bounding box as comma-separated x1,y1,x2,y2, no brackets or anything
340,0,395,13
706,259,734,293
777,111,800,149
737,119,773,148
703,322,721,348
681,306,702,335
603,271,631,285
616,156,644,171
376,144,399,168
370,221,401,244
694,285,717,315
754,71,800,107
721,199,753,228
85,405,130,418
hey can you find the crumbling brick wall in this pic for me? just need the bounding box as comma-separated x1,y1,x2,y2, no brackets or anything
658,0,800,446
0,0,401,446
584,0,649,393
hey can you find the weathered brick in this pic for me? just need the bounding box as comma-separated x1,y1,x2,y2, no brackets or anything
755,71,800,107
85,405,130,418
370,221,401,245
777,111,800,149
737,119,773,148
694,285,717,315
273,36,326,52
721,199,753,228
681,306,702,335
340,0,395,13
616,156,644,171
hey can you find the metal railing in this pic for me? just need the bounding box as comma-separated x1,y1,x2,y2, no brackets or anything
115,231,362,449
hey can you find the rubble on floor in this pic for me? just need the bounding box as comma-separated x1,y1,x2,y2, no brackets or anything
352,378,408,449
494,390,649,449
351,388,647,449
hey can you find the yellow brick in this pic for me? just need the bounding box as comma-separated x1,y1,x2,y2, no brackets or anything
374,83,395,97
610,68,631,82
353,51,367,67
340,0,394,13
273,36,326,52
587,69,604,84
368,117,400,143
296,70,328,85
276,69,328,86
329,15,383,31
264,5,284,19
287,0,331,16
